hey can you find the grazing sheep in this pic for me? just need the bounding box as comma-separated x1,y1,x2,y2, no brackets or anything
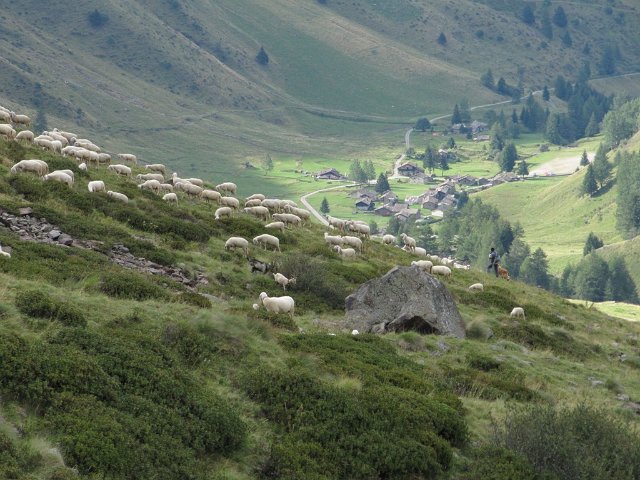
327,215,346,231
244,206,270,220
88,180,106,193
136,173,164,183
252,303,260,311
51,169,74,181
0,110,10,122
178,182,203,198
220,196,240,209
15,130,34,142
272,273,296,291
510,307,525,319
138,179,161,193
428,255,440,264
163,193,178,204
52,128,78,141
107,164,132,177
118,153,137,164
247,193,265,201
382,234,396,245
346,221,370,239
46,132,68,146
400,233,416,252
431,265,452,278
244,198,262,208
253,234,280,252
200,189,222,203
0,246,10,258
10,112,30,126
214,206,233,220
158,183,174,192
324,232,343,247
468,283,484,292
333,245,357,259
10,159,48,176
145,163,166,175
261,199,282,213
341,235,363,252
43,171,73,188
441,258,455,267
224,237,249,256
412,247,427,257
73,139,100,152
411,260,433,273
265,221,285,233
454,262,471,270
184,177,204,187
351,330,359,335
283,205,311,223
216,182,237,195
78,162,88,171
107,191,129,203
0,124,16,140
272,213,302,227
97,153,111,166
259,292,295,317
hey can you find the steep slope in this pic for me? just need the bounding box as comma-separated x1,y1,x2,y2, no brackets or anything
1,0,639,189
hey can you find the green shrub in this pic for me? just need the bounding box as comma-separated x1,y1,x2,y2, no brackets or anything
15,290,87,327
467,352,501,371
9,174,50,201
494,403,640,480
247,308,298,331
99,271,167,301
160,322,214,366
466,321,493,340
458,445,537,480
495,322,593,359
173,291,212,308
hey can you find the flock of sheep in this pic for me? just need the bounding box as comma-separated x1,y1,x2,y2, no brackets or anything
1,103,527,322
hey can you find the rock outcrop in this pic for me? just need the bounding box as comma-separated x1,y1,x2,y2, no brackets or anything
345,266,465,338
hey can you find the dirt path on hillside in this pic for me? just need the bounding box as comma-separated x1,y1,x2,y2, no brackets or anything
300,183,359,225
529,152,595,176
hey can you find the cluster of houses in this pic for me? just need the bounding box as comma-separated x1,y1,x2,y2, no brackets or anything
450,120,490,141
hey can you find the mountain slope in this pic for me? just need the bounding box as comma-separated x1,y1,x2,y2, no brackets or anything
1,0,639,191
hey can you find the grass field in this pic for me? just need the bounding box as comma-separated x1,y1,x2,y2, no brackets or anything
569,300,640,323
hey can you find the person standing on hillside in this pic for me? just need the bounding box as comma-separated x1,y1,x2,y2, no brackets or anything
487,247,500,277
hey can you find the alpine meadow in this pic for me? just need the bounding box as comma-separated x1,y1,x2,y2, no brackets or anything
1,1,640,479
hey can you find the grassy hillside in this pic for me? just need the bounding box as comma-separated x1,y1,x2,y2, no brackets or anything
1,0,639,193
1,138,640,478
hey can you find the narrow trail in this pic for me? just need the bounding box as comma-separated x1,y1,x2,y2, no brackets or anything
300,183,359,225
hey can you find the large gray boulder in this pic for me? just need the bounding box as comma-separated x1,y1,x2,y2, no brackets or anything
344,266,465,338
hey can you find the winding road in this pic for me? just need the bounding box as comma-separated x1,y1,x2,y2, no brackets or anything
300,183,359,225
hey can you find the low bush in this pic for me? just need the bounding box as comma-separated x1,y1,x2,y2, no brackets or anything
495,322,593,359
160,322,214,366
15,289,87,327
173,291,212,308
493,403,640,480
99,271,167,301
247,308,298,331
467,352,501,371
457,445,537,480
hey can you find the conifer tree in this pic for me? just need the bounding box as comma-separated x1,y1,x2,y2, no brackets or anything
256,46,269,65
320,197,330,214
520,248,550,288
616,151,640,237
375,173,390,193
451,104,462,124
363,159,376,181
582,164,598,196
583,232,604,256
606,256,639,303
592,144,611,188
423,146,437,173
522,5,535,25
584,113,599,137
480,69,494,89
499,143,518,172
580,150,589,167
553,6,568,27
542,85,550,101
517,159,529,179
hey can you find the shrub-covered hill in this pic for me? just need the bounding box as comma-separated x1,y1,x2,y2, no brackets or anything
1,138,640,479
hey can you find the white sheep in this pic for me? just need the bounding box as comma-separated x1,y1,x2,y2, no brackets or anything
333,245,357,259
246,193,265,201
244,206,270,220
431,265,452,278
15,130,34,142
244,198,263,208
0,124,16,140
178,182,203,198
0,246,10,258
382,234,396,245
184,177,204,187
107,164,132,177
346,221,370,238
215,207,233,220
216,182,237,195
200,189,222,203
107,191,129,203
78,163,88,171
351,330,359,335
10,159,48,176
411,260,433,273
261,199,282,213
138,179,161,193
51,169,74,181
265,221,285,233
163,193,178,204
454,262,471,270
283,205,311,223
327,215,346,231
428,255,441,264
252,303,260,311
43,171,73,188
259,292,295,317
324,232,343,247
136,173,165,183
341,235,363,253
159,183,174,193
118,153,137,164
272,273,296,291
400,233,416,252
10,112,30,126
145,163,166,175
220,196,240,209
88,180,106,193
413,247,427,257
468,283,484,292
224,237,249,256
0,110,10,122
272,213,302,227
253,234,281,252
97,153,111,166
510,307,526,319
